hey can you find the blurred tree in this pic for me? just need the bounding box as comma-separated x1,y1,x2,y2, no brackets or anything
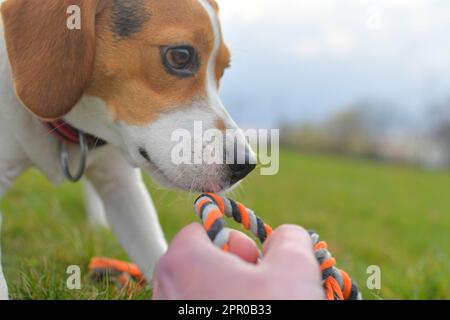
427,97,450,165
280,100,402,160
324,107,372,155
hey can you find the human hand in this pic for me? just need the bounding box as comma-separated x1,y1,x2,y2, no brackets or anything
153,223,324,300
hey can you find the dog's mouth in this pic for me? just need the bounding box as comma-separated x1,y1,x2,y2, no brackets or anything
138,148,153,163
138,147,182,188
137,147,228,193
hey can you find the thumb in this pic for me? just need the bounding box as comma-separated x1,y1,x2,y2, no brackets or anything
262,225,317,270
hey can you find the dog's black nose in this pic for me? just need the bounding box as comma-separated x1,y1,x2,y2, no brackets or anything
228,161,256,184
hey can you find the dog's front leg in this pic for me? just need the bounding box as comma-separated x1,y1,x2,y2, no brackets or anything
0,158,30,300
83,180,109,228
86,149,168,284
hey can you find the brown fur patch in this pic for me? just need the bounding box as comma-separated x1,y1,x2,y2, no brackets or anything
1,0,102,120
215,43,231,84
215,119,226,131
86,0,231,125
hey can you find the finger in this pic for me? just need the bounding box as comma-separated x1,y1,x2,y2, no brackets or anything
260,225,323,299
170,222,215,250
227,230,259,264
152,274,165,300
262,225,316,268
172,224,259,264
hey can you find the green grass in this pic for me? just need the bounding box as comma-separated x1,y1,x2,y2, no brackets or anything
1,150,449,299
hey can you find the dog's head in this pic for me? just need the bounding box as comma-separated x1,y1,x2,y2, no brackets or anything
1,0,256,192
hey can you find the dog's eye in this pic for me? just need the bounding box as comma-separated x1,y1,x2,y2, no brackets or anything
167,48,191,69
161,46,199,77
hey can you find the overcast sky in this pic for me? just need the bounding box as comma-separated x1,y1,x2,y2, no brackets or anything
217,0,450,128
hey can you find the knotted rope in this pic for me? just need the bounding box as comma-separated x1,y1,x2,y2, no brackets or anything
194,193,362,300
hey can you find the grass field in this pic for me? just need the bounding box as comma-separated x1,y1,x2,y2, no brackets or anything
1,150,449,300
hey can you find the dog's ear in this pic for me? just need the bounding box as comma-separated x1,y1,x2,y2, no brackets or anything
1,0,107,120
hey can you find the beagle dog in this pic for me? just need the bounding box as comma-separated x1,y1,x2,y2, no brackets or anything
0,0,256,299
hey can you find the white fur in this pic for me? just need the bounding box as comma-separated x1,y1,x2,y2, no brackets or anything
198,0,232,118
0,0,252,299
198,0,257,166
84,180,109,228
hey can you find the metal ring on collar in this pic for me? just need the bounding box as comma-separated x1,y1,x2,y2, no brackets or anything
59,131,88,183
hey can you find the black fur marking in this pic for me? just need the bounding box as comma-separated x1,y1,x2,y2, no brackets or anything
111,0,150,39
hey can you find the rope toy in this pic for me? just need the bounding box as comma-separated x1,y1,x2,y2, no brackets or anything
89,257,146,290
88,193,362,300
194,193,362,300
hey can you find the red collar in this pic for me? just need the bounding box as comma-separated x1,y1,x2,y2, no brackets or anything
44,119,107,149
